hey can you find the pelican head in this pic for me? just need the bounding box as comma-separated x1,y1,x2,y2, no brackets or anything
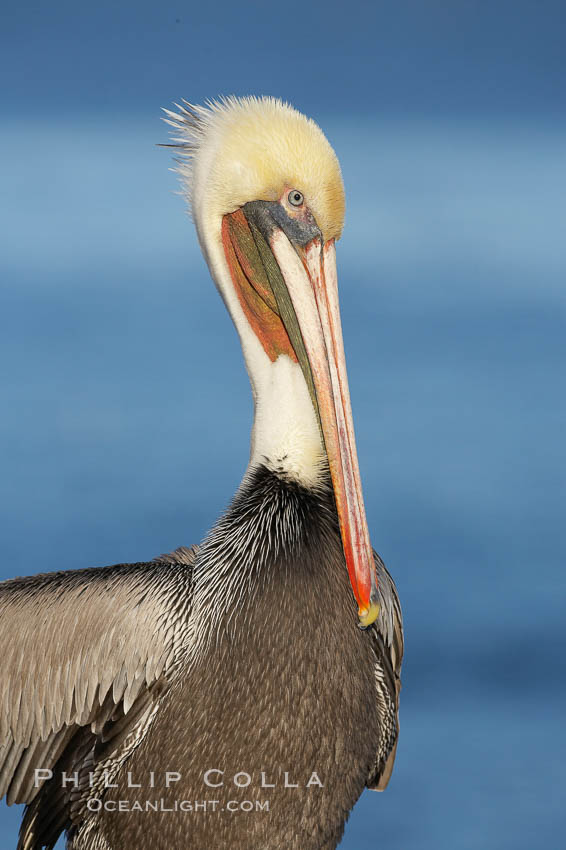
163,95,379,628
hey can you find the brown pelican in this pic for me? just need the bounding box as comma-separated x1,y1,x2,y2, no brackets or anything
0,96,403,850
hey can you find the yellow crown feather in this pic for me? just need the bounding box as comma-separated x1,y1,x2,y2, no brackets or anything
163,95,345,243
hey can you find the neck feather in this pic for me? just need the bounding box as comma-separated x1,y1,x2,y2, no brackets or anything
249,352,326,488
188,465,344,654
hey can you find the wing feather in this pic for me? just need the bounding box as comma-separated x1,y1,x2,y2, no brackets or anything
367,551,404,791
0,740,25,798
0,547,196,817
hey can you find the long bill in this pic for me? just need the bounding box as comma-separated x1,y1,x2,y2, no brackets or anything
223,206,380,628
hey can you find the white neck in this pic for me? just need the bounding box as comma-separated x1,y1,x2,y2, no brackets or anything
198,217,326,490
248,352,326,488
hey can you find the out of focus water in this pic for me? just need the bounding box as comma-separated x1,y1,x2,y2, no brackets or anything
1,117,564,849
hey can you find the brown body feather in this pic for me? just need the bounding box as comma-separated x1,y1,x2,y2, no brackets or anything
0,470,402,849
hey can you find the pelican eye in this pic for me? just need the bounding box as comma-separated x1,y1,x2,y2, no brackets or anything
288,189,304,207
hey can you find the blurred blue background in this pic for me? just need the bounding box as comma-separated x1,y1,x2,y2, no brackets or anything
1,1,565,848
